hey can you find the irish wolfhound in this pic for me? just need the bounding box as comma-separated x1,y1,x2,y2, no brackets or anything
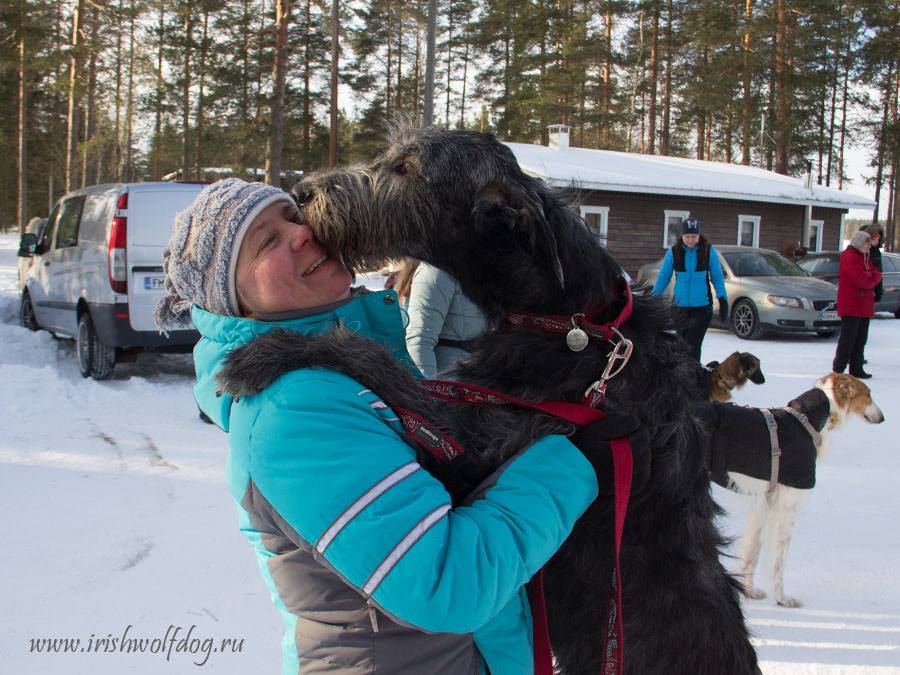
218,124,759,674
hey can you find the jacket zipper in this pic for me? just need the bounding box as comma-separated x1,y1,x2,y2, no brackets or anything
367,600,380,633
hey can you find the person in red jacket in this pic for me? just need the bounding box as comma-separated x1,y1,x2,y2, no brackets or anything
832,230,883,379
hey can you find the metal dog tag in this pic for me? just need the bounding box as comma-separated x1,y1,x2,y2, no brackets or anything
566,327,589,352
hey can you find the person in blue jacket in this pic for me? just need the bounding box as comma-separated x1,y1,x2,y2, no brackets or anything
155,178,648,675
651,217,728,360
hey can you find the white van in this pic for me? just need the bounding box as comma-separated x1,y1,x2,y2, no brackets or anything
17,182,205,379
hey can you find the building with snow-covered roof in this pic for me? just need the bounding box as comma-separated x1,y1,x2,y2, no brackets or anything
505,127,874,275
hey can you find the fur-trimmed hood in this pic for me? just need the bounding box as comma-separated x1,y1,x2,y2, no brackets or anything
191,289,415,431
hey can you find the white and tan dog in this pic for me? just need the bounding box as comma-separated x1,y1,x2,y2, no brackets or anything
710,373,884,608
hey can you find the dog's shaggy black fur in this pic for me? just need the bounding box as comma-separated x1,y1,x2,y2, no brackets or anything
219,124,759,675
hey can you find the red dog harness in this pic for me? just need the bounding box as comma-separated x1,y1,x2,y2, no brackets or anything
397,282,636,675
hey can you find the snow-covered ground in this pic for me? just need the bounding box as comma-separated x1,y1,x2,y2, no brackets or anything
1,231,897,674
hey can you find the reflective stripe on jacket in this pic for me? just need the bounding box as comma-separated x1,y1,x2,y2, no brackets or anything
191,289,598,674
652,243,728,307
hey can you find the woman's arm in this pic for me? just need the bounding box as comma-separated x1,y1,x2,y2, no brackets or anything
247,371,599,634
651,248,675,296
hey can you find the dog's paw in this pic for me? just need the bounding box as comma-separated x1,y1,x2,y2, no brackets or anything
776,595,802,608
741,585,766,600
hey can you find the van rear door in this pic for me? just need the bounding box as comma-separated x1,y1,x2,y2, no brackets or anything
125,185,204,332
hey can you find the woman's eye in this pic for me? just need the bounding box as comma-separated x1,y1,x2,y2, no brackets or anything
259,235,276,253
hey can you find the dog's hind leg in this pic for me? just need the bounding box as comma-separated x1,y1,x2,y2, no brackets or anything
763,486,806,608
736,493,768,600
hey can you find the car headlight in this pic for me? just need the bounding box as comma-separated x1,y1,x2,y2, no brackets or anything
766,295,803,308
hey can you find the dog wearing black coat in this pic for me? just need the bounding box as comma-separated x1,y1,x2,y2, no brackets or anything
218,124,759,674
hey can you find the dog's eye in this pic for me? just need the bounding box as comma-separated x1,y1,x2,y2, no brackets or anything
392,161,409,176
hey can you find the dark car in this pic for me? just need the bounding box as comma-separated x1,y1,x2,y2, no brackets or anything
796,251,900,318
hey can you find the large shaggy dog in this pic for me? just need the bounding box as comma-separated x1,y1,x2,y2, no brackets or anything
219,125,759,674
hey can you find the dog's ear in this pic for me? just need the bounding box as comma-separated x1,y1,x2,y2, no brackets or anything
472,180,564,289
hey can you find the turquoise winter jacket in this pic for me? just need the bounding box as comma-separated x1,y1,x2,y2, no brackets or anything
191,289,599,675
651,243,728,308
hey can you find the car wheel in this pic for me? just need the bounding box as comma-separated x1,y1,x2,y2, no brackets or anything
19,292,39,331
731,299,763,340
77,312,116,380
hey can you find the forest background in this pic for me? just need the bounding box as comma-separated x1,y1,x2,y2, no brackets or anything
1,0,898,246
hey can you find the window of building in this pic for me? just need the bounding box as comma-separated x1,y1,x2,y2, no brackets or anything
737,215,760,247
807,219,824,252
580,206,609,247
663,210,690,248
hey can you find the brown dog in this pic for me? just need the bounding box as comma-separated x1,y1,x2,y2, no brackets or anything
706,352,766,402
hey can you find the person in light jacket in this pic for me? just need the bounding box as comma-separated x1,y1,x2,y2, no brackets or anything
154,178,648,675
832,230,883,379
651,218,728,360
405,262,488,378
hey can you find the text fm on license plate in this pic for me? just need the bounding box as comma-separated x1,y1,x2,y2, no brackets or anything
143,275,165,291
820,310,837,321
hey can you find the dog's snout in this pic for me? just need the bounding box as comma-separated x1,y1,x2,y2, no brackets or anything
865,403,885,424
292,182,314,206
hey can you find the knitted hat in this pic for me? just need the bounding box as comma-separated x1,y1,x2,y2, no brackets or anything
848,230,871,253
682,217,700,235
155,178,295,330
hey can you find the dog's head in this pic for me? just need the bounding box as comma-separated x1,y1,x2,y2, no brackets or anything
293,121,621,317
705,351,765,400
816,373,885,424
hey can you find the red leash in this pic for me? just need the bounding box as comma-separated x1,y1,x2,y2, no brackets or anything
399,280,636,675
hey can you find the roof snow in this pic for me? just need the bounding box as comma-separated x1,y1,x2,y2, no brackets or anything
506,143,874,210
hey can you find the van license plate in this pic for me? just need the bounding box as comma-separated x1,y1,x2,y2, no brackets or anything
820,310,837,321
143,275,165,291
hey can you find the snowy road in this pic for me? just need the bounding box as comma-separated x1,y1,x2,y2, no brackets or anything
1,232,898,674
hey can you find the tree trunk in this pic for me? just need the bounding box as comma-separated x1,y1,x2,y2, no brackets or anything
445,4,453,126
741,0,752,164
181,5,194,178
661,0,672,154
65,0,85,192
195,6,209,175
17,6,27,228
329,0,339,167
836,38,850,189
872,59,895,225
826,21,841,187
113,0,123,181
774,0,789,174
82,5,99,188
153,0,165,181
397,6,403,112
124,7,136,181
386,1,393,113
266,0,291,186
459,29,470,128
647,0,659,154
601,4,612,146
302,0,312,161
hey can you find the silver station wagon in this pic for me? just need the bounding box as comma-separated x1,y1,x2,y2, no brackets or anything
637,245,840,340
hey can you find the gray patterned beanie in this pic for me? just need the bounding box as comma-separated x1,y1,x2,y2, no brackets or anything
155,178,295,330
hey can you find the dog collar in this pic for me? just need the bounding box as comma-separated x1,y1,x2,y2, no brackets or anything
506,279,634,407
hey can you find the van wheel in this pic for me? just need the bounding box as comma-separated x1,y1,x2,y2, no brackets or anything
77,313,116,380
731,299,763,340
20,292,39,331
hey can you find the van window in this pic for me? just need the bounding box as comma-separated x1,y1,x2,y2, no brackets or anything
41,204,60,250
79,194,113,243
53,196,86,249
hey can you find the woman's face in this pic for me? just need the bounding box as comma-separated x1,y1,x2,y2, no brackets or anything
861,237,872,253
681,233,700,248
870,231,881,246
235,201,352,316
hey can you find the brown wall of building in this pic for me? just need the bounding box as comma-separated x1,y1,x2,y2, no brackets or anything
578,191,846,275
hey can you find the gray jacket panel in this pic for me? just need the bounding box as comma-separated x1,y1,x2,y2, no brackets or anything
243,479,481,674
405,263,487,378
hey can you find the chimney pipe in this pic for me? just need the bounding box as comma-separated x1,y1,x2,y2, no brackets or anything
548,124,570,151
